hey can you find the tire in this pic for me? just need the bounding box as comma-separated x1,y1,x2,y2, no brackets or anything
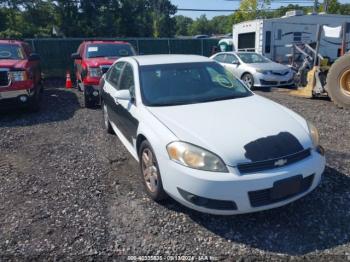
138,140,168,202
326,53,350,108
84,91,94,108
102,102,114,134
241,73,254,89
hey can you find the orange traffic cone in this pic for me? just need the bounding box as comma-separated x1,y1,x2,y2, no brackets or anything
65,71,72,89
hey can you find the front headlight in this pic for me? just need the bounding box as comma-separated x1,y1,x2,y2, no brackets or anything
166,141,228,172
9,70,27,82
256,69,270,74
88,67,102,77
307,122,320,148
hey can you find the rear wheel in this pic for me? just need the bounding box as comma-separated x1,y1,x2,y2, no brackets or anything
326,53,350,108
139,140,167,202
242,73,254,89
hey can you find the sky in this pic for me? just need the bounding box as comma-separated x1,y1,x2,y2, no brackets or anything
170,0,348,19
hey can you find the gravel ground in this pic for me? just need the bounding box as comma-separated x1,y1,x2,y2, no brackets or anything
0,86,349,261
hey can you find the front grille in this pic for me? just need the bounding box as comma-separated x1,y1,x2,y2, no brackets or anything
100,65,110,74
260,79,278,85
0,70,9,87
248,174,314,207
237,149,311,174
280,79,294,85
272,70,289,76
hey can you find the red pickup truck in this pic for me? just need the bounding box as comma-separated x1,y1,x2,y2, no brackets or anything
0,39,42,111
71,40,136,108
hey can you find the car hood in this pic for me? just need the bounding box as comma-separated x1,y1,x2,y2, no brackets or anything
247,62,289,71
84,57,118,67
147,95,312,166
0,59,27,69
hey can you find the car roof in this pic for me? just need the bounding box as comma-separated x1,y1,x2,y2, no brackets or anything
129,54,212,66
215,51,257,55
83,40,130,45
0,39,23,45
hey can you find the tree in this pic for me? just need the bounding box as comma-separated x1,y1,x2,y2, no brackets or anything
149,0,177,37
210,15,231,34
189,15,213,36
174,15,193,36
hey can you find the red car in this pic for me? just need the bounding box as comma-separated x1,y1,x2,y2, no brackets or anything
71,40,136,108
0,39,42,111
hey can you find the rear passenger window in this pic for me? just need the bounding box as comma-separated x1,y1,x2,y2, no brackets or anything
108,62,125,88
224,54,239,64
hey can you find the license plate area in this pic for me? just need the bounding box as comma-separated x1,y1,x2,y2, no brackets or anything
270,175,303,200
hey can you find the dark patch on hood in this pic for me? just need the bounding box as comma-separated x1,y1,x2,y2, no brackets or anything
244,132,304,162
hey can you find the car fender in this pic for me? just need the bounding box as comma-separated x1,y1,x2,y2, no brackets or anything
136,107,178,171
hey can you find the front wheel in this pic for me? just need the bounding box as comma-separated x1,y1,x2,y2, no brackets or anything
139,140,168,202
242,73,254,89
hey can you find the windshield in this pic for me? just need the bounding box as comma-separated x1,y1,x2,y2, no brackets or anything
0,44,24,60
140,62,252,106
236,53,270,64
86,44,135,58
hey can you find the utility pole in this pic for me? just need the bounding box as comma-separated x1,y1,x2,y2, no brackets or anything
323,0,328,13
313,0,318,14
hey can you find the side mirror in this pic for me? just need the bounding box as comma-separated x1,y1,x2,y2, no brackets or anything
232,61,240,65
115,89,131,101
71,52,82,60
28,53,40,61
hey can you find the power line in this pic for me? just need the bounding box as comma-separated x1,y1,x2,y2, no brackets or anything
177,7,312,12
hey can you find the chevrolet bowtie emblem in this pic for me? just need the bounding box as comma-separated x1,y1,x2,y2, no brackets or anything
274,159,287,167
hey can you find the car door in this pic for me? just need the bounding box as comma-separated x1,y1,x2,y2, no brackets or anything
102,61,125,129
223,54,241,78
116,62,139,144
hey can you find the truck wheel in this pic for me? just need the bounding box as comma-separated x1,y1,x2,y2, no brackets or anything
84,91,94,108
326,53,350,108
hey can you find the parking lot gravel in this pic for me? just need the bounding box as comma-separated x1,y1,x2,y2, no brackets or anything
0,86,349,261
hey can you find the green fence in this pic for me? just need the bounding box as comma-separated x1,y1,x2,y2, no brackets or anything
25,38,220,78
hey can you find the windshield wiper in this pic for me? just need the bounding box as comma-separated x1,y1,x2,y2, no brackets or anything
88,55,109,58
200,95,247,103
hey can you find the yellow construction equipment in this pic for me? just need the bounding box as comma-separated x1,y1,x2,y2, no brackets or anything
287,23,350,108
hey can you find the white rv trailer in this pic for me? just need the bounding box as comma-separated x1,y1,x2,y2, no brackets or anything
232,10,350,63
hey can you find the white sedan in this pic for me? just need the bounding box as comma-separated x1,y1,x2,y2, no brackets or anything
101,54,325,215
210,52,294,89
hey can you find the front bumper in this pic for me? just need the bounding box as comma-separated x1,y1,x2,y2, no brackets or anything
0,88,36,108
254,72,294,87
158,149,325,215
